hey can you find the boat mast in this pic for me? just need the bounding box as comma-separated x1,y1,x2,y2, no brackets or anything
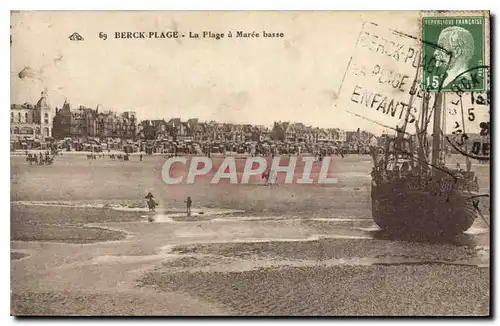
441,93,447,166
397,57,421,166
459,92,471,171
416,91,429,171
401,58,421,136
431,92,444,169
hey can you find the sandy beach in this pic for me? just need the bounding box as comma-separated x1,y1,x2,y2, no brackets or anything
10,154,490,316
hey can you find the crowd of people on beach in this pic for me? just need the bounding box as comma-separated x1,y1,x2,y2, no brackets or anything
55,135,366,156
167,140,356,157
25,150,57,165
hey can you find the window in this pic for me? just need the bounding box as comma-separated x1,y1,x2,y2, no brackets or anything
10,112,13,123
25,113,28,121
18,112,21,122
44,113,48,118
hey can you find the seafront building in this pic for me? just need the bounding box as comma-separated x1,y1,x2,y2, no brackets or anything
52,101,137,140
11,94,381,152
10,92,53,150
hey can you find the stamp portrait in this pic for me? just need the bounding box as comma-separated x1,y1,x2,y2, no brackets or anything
421,16,486,92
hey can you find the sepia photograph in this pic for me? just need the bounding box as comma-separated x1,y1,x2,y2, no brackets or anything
10,10,491,316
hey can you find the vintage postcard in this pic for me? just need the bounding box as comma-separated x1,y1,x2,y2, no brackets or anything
10,11,490,316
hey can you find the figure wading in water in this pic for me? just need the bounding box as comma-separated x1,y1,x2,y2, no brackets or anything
145,192,159,213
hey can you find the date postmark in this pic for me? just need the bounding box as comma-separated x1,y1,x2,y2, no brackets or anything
337,21,450,134
445,65,490,161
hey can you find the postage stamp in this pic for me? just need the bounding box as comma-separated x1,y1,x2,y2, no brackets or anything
421,16,486,92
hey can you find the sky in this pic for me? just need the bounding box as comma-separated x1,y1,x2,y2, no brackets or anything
11,11,488,135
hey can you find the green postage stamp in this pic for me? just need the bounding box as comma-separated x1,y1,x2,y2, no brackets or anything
422,16,485,92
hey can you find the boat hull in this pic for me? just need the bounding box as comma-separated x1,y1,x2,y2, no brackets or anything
371,184,478,237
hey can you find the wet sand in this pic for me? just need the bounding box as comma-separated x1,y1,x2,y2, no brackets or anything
140,264,489,316
10,154,490,316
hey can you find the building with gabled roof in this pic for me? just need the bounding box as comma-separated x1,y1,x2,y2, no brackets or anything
11,92,53,149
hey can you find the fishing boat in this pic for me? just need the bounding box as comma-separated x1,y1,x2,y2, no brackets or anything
370,89,484,237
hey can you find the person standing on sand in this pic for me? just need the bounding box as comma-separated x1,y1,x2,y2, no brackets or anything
185,196,192,216
265,169,278,186
145,192,158,212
